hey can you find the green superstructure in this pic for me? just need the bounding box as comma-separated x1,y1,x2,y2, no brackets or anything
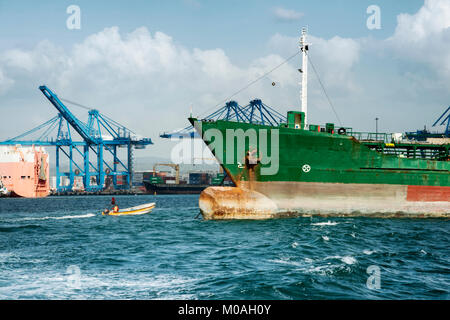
191,117,449,187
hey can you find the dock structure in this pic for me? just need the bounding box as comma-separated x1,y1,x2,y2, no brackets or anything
0,86,152,192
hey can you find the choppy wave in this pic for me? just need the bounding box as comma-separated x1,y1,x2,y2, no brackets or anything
268,255,357,277
0,224,44,233
0,194,449,299
311,221,339,226
0,271,200,300
336,256,357,265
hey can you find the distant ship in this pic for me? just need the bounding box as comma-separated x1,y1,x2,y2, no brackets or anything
143,181,210,194
143,172,233,194
0,146,50,198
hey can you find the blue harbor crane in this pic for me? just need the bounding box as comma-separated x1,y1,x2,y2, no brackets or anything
160,99,287,139
405,106,450,140
432,106,450,137
0,86,153,192
159,99,286,188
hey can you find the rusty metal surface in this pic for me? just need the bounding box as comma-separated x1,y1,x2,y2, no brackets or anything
199,187,278,220
198,183,450,220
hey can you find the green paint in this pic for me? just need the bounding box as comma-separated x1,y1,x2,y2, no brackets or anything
190,118,449,187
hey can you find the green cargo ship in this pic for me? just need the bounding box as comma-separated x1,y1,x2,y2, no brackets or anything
190,28,449,220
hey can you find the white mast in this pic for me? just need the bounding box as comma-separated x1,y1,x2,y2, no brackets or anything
300,27,309,126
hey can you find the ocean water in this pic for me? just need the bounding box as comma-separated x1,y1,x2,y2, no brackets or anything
0,194,448,300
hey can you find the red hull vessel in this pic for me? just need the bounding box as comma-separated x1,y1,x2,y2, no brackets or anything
0,146,50,198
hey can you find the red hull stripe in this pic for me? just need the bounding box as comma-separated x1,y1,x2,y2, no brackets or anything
407,185,450,202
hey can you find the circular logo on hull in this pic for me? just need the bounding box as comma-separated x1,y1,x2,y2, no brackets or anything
302,164,311,173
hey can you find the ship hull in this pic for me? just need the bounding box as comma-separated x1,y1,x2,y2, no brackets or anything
0,146,50,198
190,118,449,219
199,182,450,219
143,181,209,194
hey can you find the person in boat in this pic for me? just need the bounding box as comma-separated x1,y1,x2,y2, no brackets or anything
103,208,110,215
110,197,119,213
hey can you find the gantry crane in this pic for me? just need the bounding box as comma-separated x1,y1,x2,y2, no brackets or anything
432,106,450,137
159,99,287,139
0,86,153,192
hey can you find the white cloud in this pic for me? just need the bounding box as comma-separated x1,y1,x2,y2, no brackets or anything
392,0,450,40
273,7,303,22
0,26,364,151
387,0,450,80
268,33,361,92
0,26,301,157
0,68,14,94
266,32,363,129
0,0,449,160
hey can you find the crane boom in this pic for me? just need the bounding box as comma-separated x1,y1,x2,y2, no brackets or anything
432,106,450,127
432,106,450,136
39,85,96,144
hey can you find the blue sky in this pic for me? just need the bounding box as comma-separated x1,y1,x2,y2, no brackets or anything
0,0,423,60
0,0,448,160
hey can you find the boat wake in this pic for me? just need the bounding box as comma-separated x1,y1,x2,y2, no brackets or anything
16,213,96,222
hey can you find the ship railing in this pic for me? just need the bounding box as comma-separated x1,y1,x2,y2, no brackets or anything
373,145,447,160
348,131,393,143
301,125,393,143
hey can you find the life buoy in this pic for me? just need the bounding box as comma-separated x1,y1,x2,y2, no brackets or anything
338,128,347,135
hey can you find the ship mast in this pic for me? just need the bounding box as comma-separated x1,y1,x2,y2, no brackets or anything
300,27,309,127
